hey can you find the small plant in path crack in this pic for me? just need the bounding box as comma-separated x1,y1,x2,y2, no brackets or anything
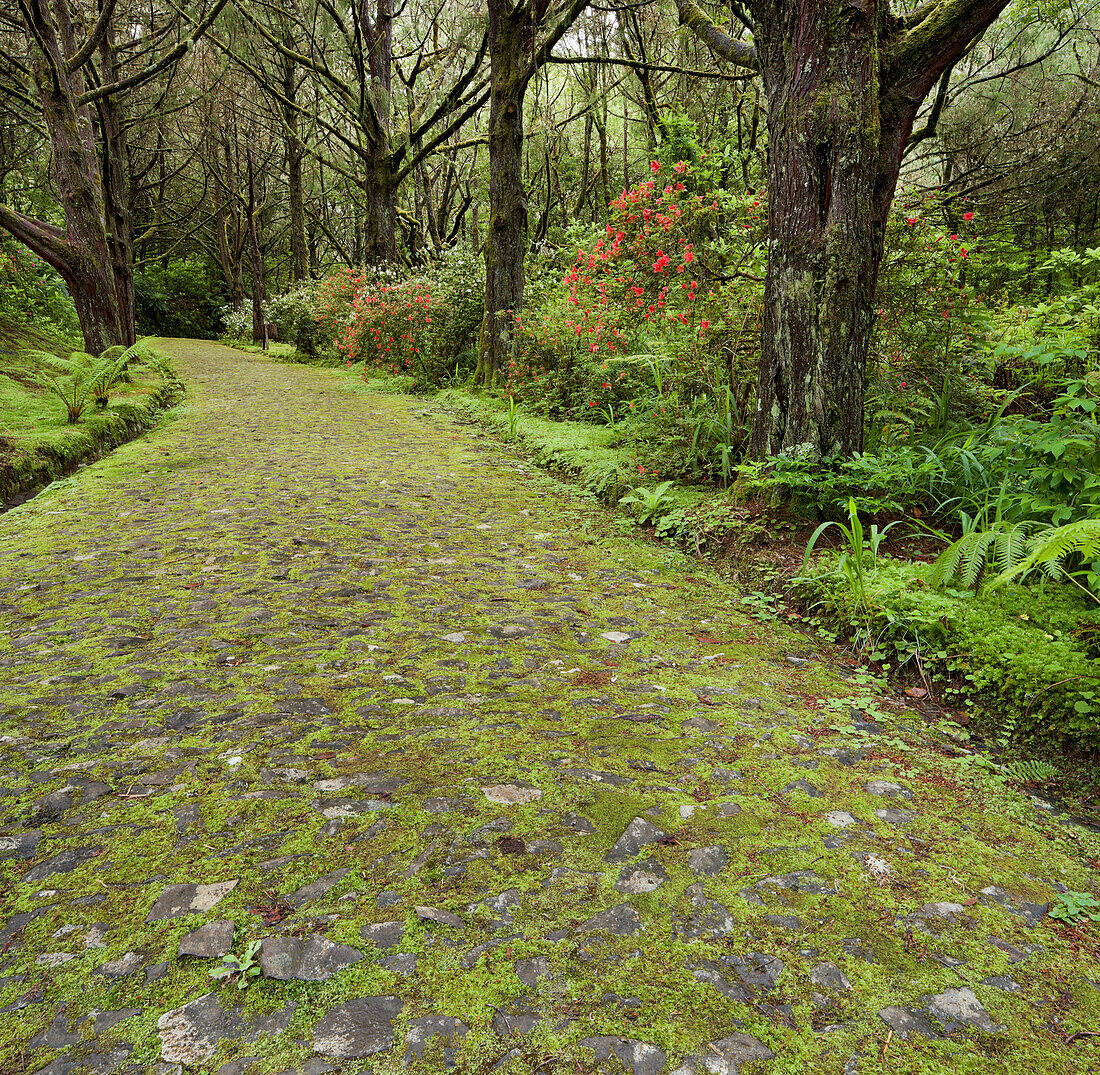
210,939,263,989
505,395,520,441
1048,891,1100,925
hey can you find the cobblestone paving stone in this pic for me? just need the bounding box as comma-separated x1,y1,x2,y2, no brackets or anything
2,340,1100,1074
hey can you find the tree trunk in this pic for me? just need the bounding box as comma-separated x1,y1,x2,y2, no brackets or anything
286,121,308,283
748,1,913,459
97,32,137,346
246,149,267,348
362,159,397,264
476,0,532,387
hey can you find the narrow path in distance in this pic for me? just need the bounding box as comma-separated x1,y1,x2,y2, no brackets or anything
1,339,1096,1074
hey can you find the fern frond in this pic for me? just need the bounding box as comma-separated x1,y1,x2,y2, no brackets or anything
991,520,1042,576
993,519,1100,594
930,529,996,590
24,348,80,376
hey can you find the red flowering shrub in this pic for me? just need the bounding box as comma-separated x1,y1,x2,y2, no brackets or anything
320,249,483,387
870,193,991,436
510,160,765,417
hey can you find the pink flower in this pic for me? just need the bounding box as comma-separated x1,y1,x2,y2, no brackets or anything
963,211,974,221
650,160,660,173
700,319,710,331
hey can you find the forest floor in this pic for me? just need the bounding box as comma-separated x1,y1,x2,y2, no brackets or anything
3,339,1100,1075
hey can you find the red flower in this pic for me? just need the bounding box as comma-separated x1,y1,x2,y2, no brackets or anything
650,160,660,174
963,211,974,221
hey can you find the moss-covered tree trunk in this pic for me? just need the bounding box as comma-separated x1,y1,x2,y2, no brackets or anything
363,159,398,265
0,0,129,355
476,0,532,388
675,0,1012,459
748,2,889,458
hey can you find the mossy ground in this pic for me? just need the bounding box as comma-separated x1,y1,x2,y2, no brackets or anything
2,340,1100,1075
0,321,180,505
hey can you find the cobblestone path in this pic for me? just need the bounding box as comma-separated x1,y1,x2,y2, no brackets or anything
2,340,1099,1075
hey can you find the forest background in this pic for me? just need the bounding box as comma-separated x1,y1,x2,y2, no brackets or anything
2,0,1100,804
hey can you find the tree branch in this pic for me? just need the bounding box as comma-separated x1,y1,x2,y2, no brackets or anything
890,0,1013,103
0,204,72,272
65,0,119,73
669,0,758,72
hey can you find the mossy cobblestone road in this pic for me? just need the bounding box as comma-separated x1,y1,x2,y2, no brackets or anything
3,340,1100,1075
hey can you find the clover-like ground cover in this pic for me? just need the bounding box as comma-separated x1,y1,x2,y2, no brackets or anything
1,339,1099,1075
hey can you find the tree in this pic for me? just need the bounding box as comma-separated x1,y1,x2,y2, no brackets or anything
673,0,1014,458
0,0,230,354
223,0,490,266
476,0,590,386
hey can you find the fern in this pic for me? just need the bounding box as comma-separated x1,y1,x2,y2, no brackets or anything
1004,759,1058,785
993,518,1100,602
27,339,149,422
929,519,1041,591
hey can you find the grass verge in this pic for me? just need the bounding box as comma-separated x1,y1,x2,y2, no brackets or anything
0,322,183,508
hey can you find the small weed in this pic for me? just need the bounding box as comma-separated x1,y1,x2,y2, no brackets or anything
1048,891,1100,925
619,480,675,525
210,938,263,989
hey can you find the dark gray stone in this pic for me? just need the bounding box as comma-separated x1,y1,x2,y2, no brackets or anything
0,829,41,861
380,952,417,974
31,1007,84,1049
675,883,737,940
23,846,101,883
564,812,597,835
95,951,144,979
692,963,750,1002
605,817,666,863
179,920,234,958
31,1045,132,1075
514,957,550,988
981,975,1021,993
578,1036,666,1075
471,889,523,928
580,904,643,936
810,962,851,992
361,920,404,950
290,868,350,907
686,846,727,876
147,880,238,921
260,935,364,981
670,1034,773,1074
415,905,464,929
924,987,1003,1034
878,1006,943,1040
157,993,243,1064
865,781,912,799
615,857,669,894
311,798,388,819
404,1015,469,1068
781,778,821,798
875,807,915,825
311,996,405,1058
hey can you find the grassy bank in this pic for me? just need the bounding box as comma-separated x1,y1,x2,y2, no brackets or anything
0,322,182,507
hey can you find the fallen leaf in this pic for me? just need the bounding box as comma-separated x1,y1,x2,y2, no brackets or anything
905,687,928,699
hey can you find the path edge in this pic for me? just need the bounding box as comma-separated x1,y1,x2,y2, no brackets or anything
1,369,185,512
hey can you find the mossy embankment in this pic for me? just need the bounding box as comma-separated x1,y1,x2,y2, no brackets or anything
0,324,183,508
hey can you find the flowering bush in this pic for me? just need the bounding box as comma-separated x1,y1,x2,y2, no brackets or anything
509,160,765,418
869,194,992,439
330,248,483,386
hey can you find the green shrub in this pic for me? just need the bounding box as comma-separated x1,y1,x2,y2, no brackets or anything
135,259,224,338
0,238,80,339
797,555,1100,744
